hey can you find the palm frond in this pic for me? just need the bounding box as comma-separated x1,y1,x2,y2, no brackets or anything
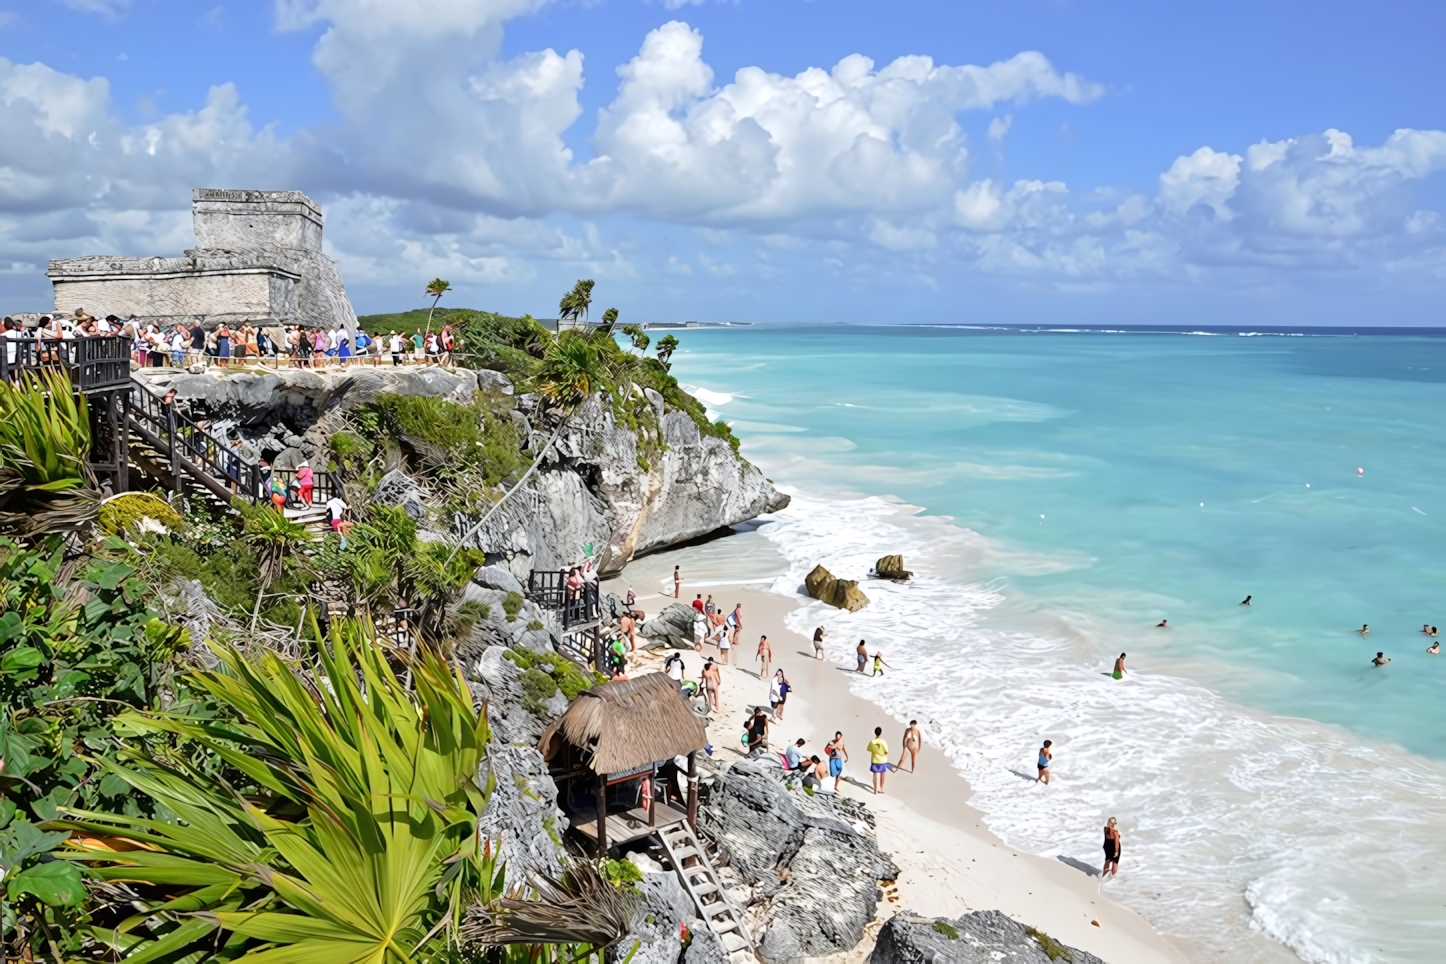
463,860,635,949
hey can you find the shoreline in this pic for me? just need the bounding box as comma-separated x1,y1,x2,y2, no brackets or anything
604,575,1189,964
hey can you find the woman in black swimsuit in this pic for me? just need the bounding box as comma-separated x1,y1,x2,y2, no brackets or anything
1102,817,1122,878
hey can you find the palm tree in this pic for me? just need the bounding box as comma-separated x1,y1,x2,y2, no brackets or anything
557,279,594,332
655,333,680,369
423,277,451,339
599,307,620,337
621,324,650,354
537,333,603,405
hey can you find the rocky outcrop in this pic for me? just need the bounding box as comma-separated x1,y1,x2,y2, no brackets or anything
133,367,787,577
467,392,788,577
805,564,869,612
638,603,703,650
477,743,569,883
873,555,912,582
611,863,728,964
697,759,898,963
871,911,1103,964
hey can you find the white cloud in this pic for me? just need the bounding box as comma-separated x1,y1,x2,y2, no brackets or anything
988,114,1012,144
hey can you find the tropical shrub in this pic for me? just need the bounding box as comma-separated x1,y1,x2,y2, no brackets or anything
55,622,493,963
0,370,101,536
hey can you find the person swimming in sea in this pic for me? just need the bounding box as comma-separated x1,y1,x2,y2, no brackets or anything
1428,641,1440,655
1371,652,1391,666
1112,653,1128,679
1358,624,1371,636
1155,619,1168,629
1241,595,1252,606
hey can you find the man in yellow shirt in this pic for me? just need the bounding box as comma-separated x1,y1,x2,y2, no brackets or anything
866,726,890,795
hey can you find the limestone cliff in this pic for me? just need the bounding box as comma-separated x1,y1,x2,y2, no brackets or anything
137,366,788,575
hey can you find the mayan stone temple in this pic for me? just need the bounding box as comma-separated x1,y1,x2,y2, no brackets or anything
46,189,357,331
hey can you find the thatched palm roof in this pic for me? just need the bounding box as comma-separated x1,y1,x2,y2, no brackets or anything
538,673,707,775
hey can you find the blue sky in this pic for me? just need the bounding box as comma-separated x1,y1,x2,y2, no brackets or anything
2,0,1444,325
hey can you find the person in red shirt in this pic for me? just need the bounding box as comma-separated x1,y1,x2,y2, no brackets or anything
692,593,705,613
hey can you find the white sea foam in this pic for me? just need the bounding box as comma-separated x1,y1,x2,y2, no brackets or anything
751,491,1446,964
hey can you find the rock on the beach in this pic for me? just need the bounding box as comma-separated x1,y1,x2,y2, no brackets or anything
698,759,896,962
638,603,700,650
805,564,869,612
611,870,728,964
874,555,912,581
871,911,1104,964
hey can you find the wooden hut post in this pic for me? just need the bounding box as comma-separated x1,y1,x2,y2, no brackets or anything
596,769,609,858
648,763,658,828
686,750,698,831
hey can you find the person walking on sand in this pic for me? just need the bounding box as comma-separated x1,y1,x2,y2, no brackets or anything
866,727,890,795
871,651,890,677
673,566,681,599
718,624,731,664
813,626,826,659
692,593,705,614
826,731,849,791
1036,739,1052,784
1102,817,1122,877
692,610,706,652
856,639,869,673
619,609,637,651
757,634,772,678
702,658,721,711
1112,653,1128,679
897,720,922,772
727,604,743,648
770,669,791,719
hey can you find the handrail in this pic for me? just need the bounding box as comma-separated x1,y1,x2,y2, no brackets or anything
1,335,130,393
527,571,600,629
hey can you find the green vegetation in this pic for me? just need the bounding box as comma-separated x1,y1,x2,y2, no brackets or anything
503,590,524,621
1025,925,1074,962
56,622,494,963
503,646,605,704
0,369,101,536
932,920,961,940
600,858,643,892
366,393,526,488
96,491,184,536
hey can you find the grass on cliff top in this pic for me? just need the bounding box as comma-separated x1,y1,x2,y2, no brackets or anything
357,306,740,454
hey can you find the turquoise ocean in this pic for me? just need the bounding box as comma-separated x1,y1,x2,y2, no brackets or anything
656,325,1446,964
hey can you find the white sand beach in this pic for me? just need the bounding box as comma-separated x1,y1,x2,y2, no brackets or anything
604,576,1188,964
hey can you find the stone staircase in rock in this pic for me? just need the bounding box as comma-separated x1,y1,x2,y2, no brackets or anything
656,821,755,963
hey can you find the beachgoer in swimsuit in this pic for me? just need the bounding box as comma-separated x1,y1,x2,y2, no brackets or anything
728,604,743,647
718,626,731,664
705,594,715,616
1112,653,1127,679
692,593,705,613
702,658,721,711
872,652,889,677
1241,595,1252,606
1432,627,1439,638
866,727,890,795
1036,739,1052,785
745,707,768,757
692,612,706,651
1103,817,1121,877
1429,641,1440,655
897,720,922,772
757,635,772,679
803,755,827,792
673,565,681,599
1358,624,1370,636
772,670,791,719
619,611,637,651
1155,619,1168,628
813,626,826,660
856,639,869,673
1372,652,1391,666
1422,624,1431,635
826,731,848,791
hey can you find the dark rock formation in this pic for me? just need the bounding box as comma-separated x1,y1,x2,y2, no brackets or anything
871,911,1103,964
805,564,869,612
639,603,703,650
873,555,912,582
697,759,897,962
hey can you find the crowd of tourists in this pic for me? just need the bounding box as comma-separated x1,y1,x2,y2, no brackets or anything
0,309,458,370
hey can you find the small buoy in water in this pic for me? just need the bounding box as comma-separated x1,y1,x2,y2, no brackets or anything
1357,467,1364,477
1306,483,1310,488
1040,514,1045,519
1199,502,1205,507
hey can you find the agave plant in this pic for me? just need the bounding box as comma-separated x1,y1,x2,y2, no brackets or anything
53,621,493,964
0,369,102,536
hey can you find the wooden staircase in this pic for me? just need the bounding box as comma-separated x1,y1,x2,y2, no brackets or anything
656,821,755,963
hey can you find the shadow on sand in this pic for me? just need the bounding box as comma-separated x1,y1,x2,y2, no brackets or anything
1057,855,1102,878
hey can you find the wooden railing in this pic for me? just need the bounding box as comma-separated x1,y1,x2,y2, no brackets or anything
1,335,131,393
527,571,600,629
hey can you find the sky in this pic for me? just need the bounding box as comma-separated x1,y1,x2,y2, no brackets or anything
1,0,1445,325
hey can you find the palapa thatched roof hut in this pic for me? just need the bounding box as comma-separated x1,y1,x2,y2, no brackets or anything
539,673,707,775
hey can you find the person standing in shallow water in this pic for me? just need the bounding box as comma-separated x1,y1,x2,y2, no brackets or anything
1112,653,1127,680
856,639,869,673
1036,740,1052,784
1103,817,1122,877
